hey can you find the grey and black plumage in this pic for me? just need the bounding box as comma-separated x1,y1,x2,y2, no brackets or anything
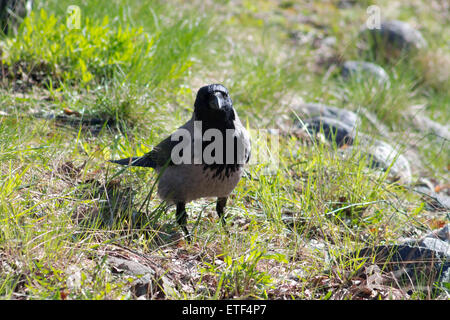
110,84,251,239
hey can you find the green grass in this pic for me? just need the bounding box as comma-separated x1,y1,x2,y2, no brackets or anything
0,0,448,300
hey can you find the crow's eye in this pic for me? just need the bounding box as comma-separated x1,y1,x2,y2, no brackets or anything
215,91,228,98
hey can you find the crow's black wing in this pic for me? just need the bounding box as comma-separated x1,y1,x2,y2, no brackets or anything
110,135,180,168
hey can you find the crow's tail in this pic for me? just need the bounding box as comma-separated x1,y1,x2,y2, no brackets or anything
109,156,156,168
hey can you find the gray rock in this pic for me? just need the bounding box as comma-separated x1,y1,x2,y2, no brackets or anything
366,139,411,183
357,244,449,293
408,110,450,141
343,137,412,184
293,103,360,147
413,185,450,211
107,256,155,277
293,103,359,128
403,224,449,253
337,0,356,9
304,116,356,147
426,224,450,243
106,256,179,298
361,20,428,53
293,105,411,184
341,61,390,87
352,224,450,294
107,256,157,298
132,274,178,299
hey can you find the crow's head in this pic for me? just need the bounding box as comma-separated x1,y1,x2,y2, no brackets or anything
194,84,235,126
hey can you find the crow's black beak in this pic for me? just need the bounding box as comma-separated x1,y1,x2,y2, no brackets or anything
210,92,225,110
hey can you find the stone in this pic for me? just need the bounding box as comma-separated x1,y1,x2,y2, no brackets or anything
107,256,157,298
426,224,450,243
407,107,450,141
413,185,450,211
358,20,428,63
349,137,412,184
106,256,179,298
337,0,356,9
304,116,357,147
351,224,450,294
362,20,428,52
293,103,359,128
107,256,155,277
341,60,390,87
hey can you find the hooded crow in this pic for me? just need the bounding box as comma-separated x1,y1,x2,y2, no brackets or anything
110,84,251,240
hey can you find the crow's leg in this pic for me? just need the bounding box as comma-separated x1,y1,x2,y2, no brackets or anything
176,202,190,240
216,197,228,226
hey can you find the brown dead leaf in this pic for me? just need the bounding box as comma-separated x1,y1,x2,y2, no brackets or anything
57,161,84,179
176,239,187,248
63,108,82,117
329,265,410,300
435,184,449,193
60,289,68,300
426,218,447,230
